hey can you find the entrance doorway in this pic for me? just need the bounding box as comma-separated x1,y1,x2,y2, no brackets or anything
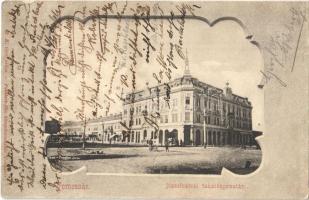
195,130,201,145
159,130,163,145
184,125,191,145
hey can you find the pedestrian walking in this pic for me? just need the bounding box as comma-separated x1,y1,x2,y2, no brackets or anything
149,140,153,151
165,141,169,152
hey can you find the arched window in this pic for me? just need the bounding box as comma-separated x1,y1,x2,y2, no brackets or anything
196,96,200,107
132,131,135,142
143,130,147,139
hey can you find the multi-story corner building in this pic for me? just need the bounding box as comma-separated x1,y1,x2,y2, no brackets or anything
121,68,254,147
62,69,256,147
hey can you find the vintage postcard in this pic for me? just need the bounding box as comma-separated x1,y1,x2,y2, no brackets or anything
1,1,308,199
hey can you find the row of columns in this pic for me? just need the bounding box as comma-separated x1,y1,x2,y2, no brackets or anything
190,128,253,146
125,131,142,143
206,131,252,146
102,128,252,147
123,129,180,145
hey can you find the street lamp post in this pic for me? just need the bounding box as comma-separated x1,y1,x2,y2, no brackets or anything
201,88,223,148
101,122,104,145
203,105,206,148
82,117,87,150
203,89,207,149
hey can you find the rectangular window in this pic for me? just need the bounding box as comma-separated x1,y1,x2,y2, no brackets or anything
165,115,168,123
185,97,190,105
196,97,200,107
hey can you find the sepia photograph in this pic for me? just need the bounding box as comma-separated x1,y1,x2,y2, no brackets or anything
43,13,264,174
2,1,307,199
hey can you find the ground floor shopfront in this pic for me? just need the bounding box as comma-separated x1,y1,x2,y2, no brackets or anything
101,125,255,147
185,125,254,147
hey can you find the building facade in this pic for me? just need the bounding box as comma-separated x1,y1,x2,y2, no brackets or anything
62,114,122,142
62,71,256,147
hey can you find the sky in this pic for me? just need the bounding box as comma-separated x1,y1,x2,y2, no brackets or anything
182,20,264,131
47,17,264,132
